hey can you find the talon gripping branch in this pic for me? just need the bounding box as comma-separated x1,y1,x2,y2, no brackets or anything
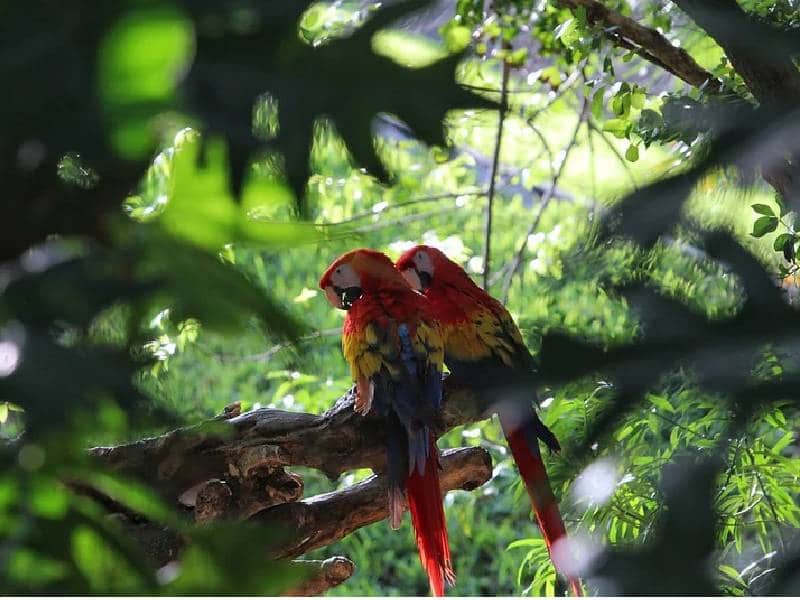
319,249,454,596
396,245,582,596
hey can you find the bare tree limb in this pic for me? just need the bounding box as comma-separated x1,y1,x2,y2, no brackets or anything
500,98,589,303
258,447,493,558
483,55,512,289
90,381,490,498
100,447,492,574
285,557,356,596
554,0,719,89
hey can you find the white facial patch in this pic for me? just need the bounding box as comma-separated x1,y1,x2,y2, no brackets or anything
414,250,434,277
329,262,361,290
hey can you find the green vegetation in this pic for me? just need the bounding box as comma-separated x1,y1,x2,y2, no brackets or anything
2,0,799,596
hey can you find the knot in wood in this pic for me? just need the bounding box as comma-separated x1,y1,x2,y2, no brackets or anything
194,479,233,523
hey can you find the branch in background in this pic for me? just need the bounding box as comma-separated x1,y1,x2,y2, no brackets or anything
499,98,589,302
671,0,800,104
322,190,487,227
483,55,512,289
554,0,719,89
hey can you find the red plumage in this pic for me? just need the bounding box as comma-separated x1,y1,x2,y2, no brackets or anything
406,436,455,596
320,248,453,596
396,245,582,596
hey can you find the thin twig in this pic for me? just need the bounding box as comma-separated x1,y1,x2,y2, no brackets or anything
716,437,743,502
587,119,639,190
483,55,511,289
500,98,589,303
460,83,543,95
321,191,487,227
216,328,342,364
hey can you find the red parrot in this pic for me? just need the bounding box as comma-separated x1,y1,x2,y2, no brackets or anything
396,245,582,596
319,248,455,596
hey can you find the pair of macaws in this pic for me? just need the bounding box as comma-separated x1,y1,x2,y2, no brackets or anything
319,246,581,597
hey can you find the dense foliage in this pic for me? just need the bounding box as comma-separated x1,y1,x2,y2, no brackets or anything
1,0,799,596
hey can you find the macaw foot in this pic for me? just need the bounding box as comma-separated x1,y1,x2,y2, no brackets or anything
354,377,374,415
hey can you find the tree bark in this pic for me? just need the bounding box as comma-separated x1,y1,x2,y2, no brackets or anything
90,380,489,498
554,0,718,89
671,0,800,208
87,380,496,594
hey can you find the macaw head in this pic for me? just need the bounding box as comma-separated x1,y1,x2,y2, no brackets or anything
320,248,410,310
395,244,471,292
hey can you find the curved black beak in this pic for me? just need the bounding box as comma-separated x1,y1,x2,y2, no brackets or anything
416,269,432,290
334,285,363,310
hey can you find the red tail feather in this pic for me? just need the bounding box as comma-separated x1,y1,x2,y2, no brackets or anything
406,438,455,596
506,428,583,596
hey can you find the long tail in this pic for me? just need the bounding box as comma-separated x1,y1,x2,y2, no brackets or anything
405,436,455,596
501,412,583,597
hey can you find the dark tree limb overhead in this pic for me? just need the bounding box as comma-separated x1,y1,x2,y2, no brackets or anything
554,0,718,89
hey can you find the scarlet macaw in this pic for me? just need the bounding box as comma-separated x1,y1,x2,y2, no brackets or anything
319,248,454,596
396,244,582,596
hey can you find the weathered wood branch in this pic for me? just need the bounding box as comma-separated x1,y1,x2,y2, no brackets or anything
258,447,492,558
554,0,718,89
90,380,489,499
101,447,491,593
285,558,356,596
88,380,495,595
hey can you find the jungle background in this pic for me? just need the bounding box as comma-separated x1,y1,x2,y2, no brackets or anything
2,0,800,596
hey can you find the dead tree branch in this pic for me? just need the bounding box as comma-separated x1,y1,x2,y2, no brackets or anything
90,381,489,497
258,447,492,558
88,380,495,594
285,558,356,596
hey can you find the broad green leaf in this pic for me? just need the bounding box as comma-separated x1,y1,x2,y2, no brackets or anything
181,0,493,214
751,216,779,237
751,203,775,217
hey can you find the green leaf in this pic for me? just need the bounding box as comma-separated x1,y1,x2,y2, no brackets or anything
71,526,144,592
615,424,634,440
751,216,779,237
442,24,472,53
773,232,793,252
718,564,746,587
182,0,493,214
631,90,646,109
649,394,675,413
602,118,630,139
592,87,606,121
771,431,794,454
159,133,343,251
98,6,193,160
554,18,577,44
752,203,775,217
